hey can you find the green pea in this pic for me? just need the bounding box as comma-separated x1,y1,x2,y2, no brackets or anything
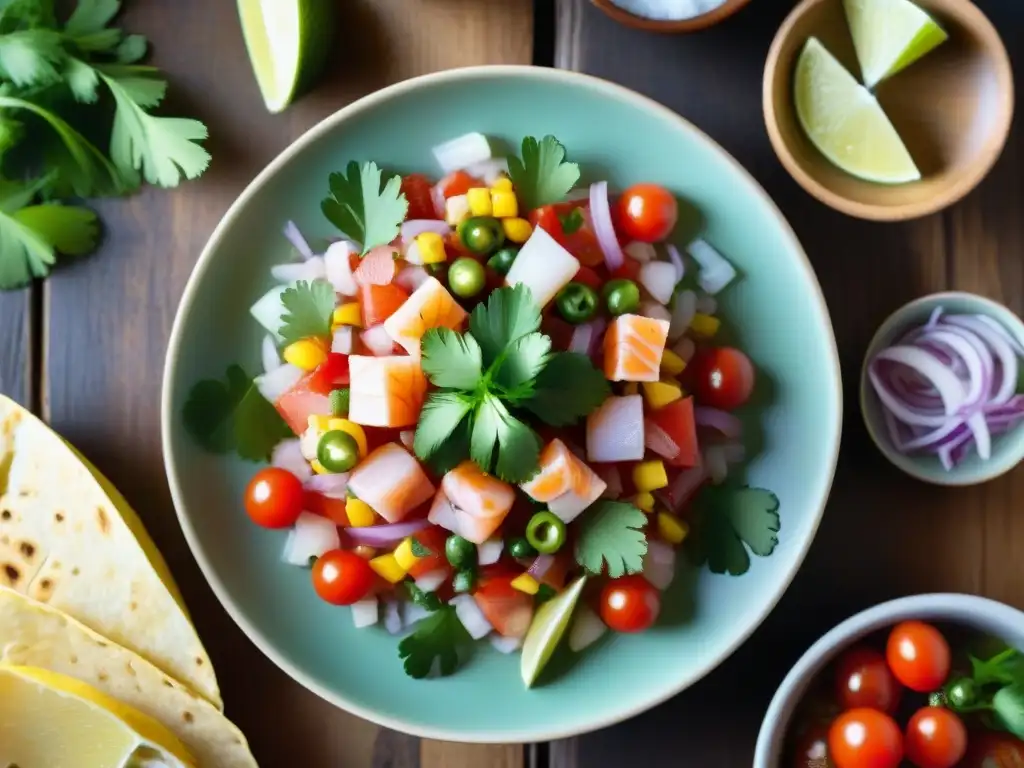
447,257,486,298
316,430,360,472
457,216,504,255
452,569,476,594
603,278,641,316
487,246,519,276
556,282,599,324
329,388,350,417
525,511,567,555
507,536,537,559
445,534,476,569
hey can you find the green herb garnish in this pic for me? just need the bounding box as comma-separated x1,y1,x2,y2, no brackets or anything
321,160,408,254
574,500,648,578
940,647,1024,740
685,486,781,576
410,538,432,558
278,278,335,344
508,135,580,211
397,605,469,679
404,580,442,612
559,207,585,234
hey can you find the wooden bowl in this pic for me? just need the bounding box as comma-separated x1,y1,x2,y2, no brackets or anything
763,0,1013,221
591,0,751,33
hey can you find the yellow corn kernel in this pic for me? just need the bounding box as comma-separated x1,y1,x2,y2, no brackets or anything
660,349,687,376
633,491,655,513
510,573,540,595
657,513,689,545
394,537,423,572
369,554,406,584
633,460,668,493
491,189,518,219
502,217,533,244
311,459,329,475
346,498,376,527
353,545,377,560
308,414,332,433
690,313,720,338
327,418,368,457
445,194,471,226
642,381,682,409
332,303,362,328
623,382,639,396
466,187,493,217
416,231,447,265
283,338,328,371
491,176,514,192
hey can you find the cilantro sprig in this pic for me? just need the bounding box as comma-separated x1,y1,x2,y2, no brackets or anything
574,500,648,578
321,160,408,255
508,135,580,211
931,647,1024,740
398,604,470,679
279,278,335,344
685,486,781,576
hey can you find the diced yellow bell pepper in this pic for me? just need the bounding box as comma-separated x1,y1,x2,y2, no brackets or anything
445,194,470,226
332,303,362,328
690,313,720,338
311,459,329,475
353,545,377,560
491,189,518,219
394,537,423,572
660,349,687,376
491,177,514,192
346,498,376,527
369,554,406,584
327,418,368,458
657,513,689,545
633,460,668,493
308,414,332,433
501,217,533,244
633,491,655,513
623,382,639,396
283,338,328,371
510,573,540,595
416,231,447,265
466,187,493,217
642,381,682,409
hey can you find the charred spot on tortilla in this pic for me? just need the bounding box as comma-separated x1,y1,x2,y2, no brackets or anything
97,506,110,534
196,656,203,666
71,566,79,576
0,535,7,545
1,510,11,521
17,541,35,560
126,661,137,677
69,654,78,663
54,511,64,523
98,670,109,682
3,564,18,585
163,678,174,688
130,600,138,611
183,711,195,724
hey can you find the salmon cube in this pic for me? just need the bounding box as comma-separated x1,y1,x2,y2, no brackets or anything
603,314,670,382
427,461,516,544
382,276,467,358
347,355,428,427
520,439,606,523
347,443,435,523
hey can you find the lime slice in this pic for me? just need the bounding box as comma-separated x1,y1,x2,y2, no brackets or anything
236,0,334,113
843,0,947,88
795,37,921,184
521,575,588,688
0,664,193,767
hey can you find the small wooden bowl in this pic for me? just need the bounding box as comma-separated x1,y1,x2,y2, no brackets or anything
763,0,1013,221
591,0,751,34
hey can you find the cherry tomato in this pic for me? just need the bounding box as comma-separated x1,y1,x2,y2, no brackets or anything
961,731,1024,767
834,646,902,714
792,723,834,768
407,526,450,578
400,174,437,219
886,621,951,693
687,347,755,411
307,353,350,395
904,707,966,768
828,708,903,768
244,467,304,528
616,183,678,243
312,549,375,605
438,170,482,199
600,575,661,633
572,265,604,292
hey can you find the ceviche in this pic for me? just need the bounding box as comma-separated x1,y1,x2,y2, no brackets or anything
183,133,782,686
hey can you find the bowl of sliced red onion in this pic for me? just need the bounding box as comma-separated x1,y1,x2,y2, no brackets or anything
860,292,1024,485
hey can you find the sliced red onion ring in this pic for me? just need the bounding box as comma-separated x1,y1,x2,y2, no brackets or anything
272,439,312,481
694,407,743,439
589,181,625,271
527,554,554,579
345,519,429,546
569,323,594,354
400,219,450,240
665,243,685,282
283,220,314,260
304,472,350,499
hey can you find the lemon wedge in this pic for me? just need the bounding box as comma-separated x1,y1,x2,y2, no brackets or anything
521,575,588,688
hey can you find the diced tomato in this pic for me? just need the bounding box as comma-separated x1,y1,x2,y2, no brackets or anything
407,526,450,578
360,283,409,327
530,202,604,267
304,491,350,525
362,426,401,453
473,574,535,638
400,174,437,220
610,256,641,282
650,397,699,467
274,374,332,435
573,265,604,292
438,170,481,199
307,353,350,395
444,231,471,259
539,551,572,590
541,314,575,351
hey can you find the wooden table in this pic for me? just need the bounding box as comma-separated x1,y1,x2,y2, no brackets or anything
1,0,1021,766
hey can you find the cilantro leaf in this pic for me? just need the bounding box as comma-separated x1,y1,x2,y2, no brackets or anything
969,648,1022,687
62,57,100,102
470,395,541,483
182,364,291,461
420,328,483,390
523,352,611,425
64,0,121,35
278,279,335,344
507,135,581,211
0,29,63,86
492,331,550,395
321,161,408,254
469,284,541,367
426,417,472,475
574,501,647,578
993,685,1024,740
685,486,781,576
397,605,469,679
559,207,585,234
405,580,441,611
410,539,432,558
115,34,147,63
414,391,474,462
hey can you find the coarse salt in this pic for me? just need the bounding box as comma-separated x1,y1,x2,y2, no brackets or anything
609,0,725,21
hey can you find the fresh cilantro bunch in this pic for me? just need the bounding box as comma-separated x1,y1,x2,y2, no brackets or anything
508,135,580,212
397,604,470,679
413,284,610,483
934,647,1024,740
574,500,648,578
685,485,781,576
321,160,408,255
0,0,210,289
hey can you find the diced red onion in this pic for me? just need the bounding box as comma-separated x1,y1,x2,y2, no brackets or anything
640,300,672,323
624,241,656,263
399,430,415,451
271,438,310,480
589,181,625,271
527,554,555,579
639,260,677,306
694,406,743,439
324,240,358,296
283,220,314,260
643,540,675,590
695,294,717,315
660,465,706,512
351,598,379,628
568,604,607,652
489,633,523,654
596,464,623,499
414,570,448,593
256,363,303,402
303,472,350,499
262,334,281,373
688,239,736,295
705,447,728,484
665,243,685,282
271,256,325,283
569,323,595,354
361,325,394,356
281,512,340,566
669,290,697,342
673,336,696,362
451,594,492,640
345,519,429,546
644,418,680,460
400,219,450,240
478,538,504,566
331,326,354,354
396,265,430,292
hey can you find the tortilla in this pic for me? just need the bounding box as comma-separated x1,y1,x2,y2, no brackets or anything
0,395,220,708
0,588,256,768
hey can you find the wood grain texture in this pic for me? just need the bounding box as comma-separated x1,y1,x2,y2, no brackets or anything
0,289,30,407
553,0,1023,765
41,1,532,766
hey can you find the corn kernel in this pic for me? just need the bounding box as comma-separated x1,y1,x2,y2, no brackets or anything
353,545,377,560
466,187,493,217
660,349,687,376
332,303,362,328
690,313,720,338
491,189,518,219
394,537,422,572
491,176,514,192
633,460,668,493
311,459,329,475
510,573,540,595
642,381,682,409
369,553,406,584
283,338,328,371
346,498,376,527
445,194,471,226
634,491,655,513
328,418,368,458
623,382,639,396
502,217,533,244
657,513,689,545
416,231,447,265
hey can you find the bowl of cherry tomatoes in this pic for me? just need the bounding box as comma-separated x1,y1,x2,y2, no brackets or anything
754,593,1024,768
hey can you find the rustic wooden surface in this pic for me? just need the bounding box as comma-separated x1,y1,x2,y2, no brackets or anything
551,0,1024,765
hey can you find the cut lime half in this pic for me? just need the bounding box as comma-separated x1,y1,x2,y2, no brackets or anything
843,0,947,88
795,37,921,185
237,0,334,113
521,575,588,688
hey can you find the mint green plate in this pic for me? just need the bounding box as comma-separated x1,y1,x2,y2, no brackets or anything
162,66,842,742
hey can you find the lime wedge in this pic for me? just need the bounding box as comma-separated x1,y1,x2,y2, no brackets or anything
236,0,334,113
795,37,920,185
521,575,588,688
843,0,947,88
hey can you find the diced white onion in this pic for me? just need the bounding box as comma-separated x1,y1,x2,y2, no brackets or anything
271,438,312,481
403,240,423,265
255,363,303,402
477,537,504,566
250,284,289,338
624,241,656,263
639,261,678,305
568,604,607,652
489,633,523,654
445,194,470,226
432,132,492,174
324,240,358,296
351,598,379,628
640,300,672,323
688,239,737,295
587,395,646,463
396,265,430,292
505,226,580,307
261,334,282,373
361,325,394,356
384,600,404,635
669,290,697,342
331,325,354,354
281,512,340,566
404,602,432,628
271,256,325,284
464,157,509,184
451,594,492,640
414,569,448,593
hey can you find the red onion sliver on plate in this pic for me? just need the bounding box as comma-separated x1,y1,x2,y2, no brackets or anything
569,323,594,354
527,554,555,579
271,257,325,283
694,406,743,439
345,519,429,546
588,181,625,270
665,243,685,282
